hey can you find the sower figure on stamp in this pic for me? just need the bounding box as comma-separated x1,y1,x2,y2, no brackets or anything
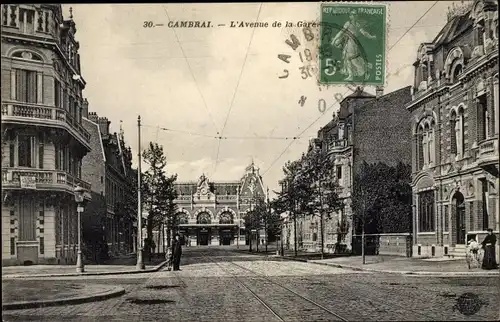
481,228,499,270
172,234,183,271
331,10,376,82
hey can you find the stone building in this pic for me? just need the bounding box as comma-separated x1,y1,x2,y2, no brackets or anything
173,162,266,246
81,108,136,260
1,5,92,265
407,0,499,258
294,86,413,254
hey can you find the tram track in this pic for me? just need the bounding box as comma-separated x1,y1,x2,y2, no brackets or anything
204,254,349,322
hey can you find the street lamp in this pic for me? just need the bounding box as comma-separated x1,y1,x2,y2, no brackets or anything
74,185,85,273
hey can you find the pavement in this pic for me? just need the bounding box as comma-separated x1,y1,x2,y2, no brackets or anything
233,245,500,276
2,256,167,279
2,247,499,321
2,255,167,310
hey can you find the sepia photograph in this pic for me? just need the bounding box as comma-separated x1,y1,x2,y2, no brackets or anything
1,1,499,321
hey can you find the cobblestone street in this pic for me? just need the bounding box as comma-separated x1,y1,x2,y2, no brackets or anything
3,247,499,321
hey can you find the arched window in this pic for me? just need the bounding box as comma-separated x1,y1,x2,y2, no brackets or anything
197,212,211,225
219,212,233,224
416,118,436,169
417,125,424,170
450,111,458,155
450,108,465,157
452,64,462,83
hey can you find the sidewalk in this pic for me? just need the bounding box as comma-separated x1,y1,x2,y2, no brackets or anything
2,279,125,310
234,246,500,276
308,255,500,276
2,255,167,279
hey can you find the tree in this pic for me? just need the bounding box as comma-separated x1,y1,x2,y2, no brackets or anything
243,196,266,252
352,161,413,264
272,156,310,256
142,142,178,258
300,147,343,258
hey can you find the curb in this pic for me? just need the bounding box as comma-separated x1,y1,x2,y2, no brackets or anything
306,260,500,277
2,260,168,279
2,286,126,310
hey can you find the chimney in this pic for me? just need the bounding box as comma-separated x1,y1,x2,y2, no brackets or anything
88,111,99,123
82,98,89,118
376,86,384,98
98,117,110,136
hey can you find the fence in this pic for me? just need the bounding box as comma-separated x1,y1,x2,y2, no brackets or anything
352,233,412,257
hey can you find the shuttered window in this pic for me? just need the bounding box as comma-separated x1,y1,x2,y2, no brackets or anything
15,69,37,103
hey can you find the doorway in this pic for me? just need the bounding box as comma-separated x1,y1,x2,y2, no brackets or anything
453,191,466,245
220,230,233,245
198,229,209,246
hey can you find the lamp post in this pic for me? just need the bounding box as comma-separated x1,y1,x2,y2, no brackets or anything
136,116,145,270
74,185,85,273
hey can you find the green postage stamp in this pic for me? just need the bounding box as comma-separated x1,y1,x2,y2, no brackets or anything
319,3,387,86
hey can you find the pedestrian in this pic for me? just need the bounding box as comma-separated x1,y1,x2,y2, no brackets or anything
172,234,183,271
481,228,499,270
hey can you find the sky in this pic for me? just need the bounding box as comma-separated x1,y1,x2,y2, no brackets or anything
64,1,465,195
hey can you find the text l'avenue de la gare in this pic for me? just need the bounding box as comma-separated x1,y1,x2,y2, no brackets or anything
166,21,322,28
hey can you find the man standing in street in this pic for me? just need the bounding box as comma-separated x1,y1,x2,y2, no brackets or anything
172,234,183,271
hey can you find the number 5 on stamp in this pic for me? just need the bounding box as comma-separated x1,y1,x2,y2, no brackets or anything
319,3,386,86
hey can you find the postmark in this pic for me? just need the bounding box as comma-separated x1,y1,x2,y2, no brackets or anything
320,3,386,86
277,17,370,113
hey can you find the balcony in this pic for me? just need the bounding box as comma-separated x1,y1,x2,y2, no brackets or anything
328,139,349,153
1,102,91,151
2,168,91,197
477,137,499,176
216,195,238,203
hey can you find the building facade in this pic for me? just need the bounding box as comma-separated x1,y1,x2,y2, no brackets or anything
173,162,266,246
293,86,413,254
81,108,136,260
1,5,92,265
408,0,499,258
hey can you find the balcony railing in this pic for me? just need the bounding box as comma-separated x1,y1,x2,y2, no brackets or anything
477,137,498,164
2,168,91,192
217,195,238,201
328,139,348,152
1,102,91,146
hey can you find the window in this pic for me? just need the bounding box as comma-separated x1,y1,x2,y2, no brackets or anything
444,205,449,231
481,179,489,230
38,132,44,169
9,131,15,167
10,237,15,255
336,165,342,180
450,113,457,155
18,134,35,167
19,8,35,34
417,127,424,170
54,79,61,108
100,176,104,184
15,69,37,103
452,64,462,83
418,190,435,232
477,94,488,141
417,120,435,169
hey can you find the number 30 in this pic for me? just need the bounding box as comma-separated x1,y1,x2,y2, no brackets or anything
143,21,154,28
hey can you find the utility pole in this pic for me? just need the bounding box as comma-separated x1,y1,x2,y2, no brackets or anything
294,199,298,257
266,187,269,254
319,178,324,260
136,116,145,270
361,197,366,265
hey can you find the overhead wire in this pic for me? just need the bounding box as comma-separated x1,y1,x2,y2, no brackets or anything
213,3,264,175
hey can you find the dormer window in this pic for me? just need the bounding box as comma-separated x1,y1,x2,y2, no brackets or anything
452,64,462,83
